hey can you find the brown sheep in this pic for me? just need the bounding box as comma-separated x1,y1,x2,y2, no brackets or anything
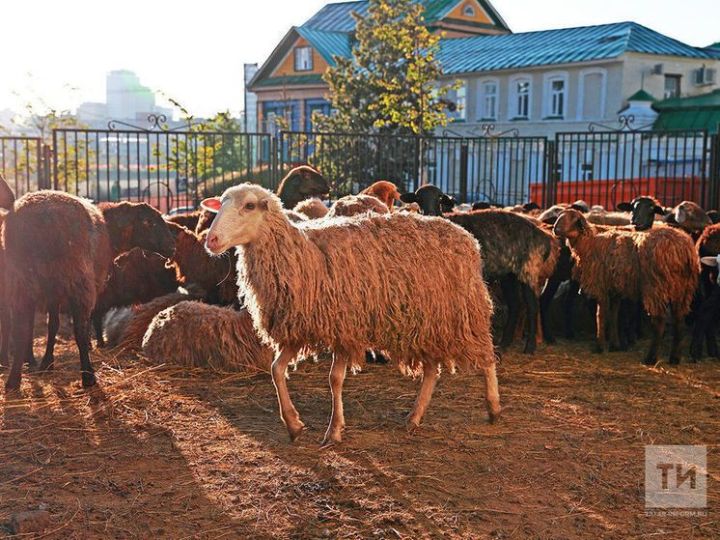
92,248,179,347
554,209,699,364
326,194,390,218
203,184,499,446
360,180,401,211
141,302,272,372
293,198,328,220
0,181,176,389
169,225,239,306
166,211,202,231
276,165,329,209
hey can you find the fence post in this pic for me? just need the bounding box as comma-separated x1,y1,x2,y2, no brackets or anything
51,130,59,190
710,133,720,211
40,143,52,190
544,140,557,207
459,142,469,203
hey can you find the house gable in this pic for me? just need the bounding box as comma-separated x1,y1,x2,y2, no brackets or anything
433,0,511,35
271,37,330,78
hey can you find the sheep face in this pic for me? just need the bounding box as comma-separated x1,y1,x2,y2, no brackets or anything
553,209,587,240
616,197,664,231
103,202,177,257
203,184,279,254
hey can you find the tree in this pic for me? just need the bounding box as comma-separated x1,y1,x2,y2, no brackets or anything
316,0,457,136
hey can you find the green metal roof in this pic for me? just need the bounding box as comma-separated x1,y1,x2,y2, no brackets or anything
627,89,657,102
653,89,720,134
252,74,326,88
438,22,714,74
302,0,509,32
296,27,353,64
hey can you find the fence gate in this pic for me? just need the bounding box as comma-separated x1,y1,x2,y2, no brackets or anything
552,126,712,209
52,123,272,213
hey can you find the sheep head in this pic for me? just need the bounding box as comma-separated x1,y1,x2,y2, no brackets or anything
202,184,282,254
400,185,455,216
553,209,589,240
0,173,15,216
616,196,664,231
276,165,329,208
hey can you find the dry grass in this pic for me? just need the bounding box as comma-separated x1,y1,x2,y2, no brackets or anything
0,327,718,539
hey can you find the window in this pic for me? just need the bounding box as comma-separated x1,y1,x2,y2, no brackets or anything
664,74,681,99
294,47,313,72
579,69,607,120
452,83,467,121
542,73,568,119
478,80,498,120
463,3,475,16
509,77,531,119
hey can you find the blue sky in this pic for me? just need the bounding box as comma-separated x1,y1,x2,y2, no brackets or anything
1,0,718,119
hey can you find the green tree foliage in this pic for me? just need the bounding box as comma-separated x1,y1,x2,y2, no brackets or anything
316,0,457,135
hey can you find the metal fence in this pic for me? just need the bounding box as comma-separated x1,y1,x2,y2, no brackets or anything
52,126,272,213
278,131,548,205
3,122,720,212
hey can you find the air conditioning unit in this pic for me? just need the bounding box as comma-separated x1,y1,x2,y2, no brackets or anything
651,64,664,75
694,66,717,86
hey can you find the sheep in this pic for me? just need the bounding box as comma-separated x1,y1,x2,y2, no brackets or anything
202,184,499,446
141,302,273,372
293,198,328,220
166,211,202,231
92,248,179,347
195,208,216,233
326,194,390,218
554,209,699,364
169,225,239,306
585,209,632,226
276,165,329,209
690,223,720,360
0,179,176,390
106,290,203,350
401,185,558,354
360,180,401,211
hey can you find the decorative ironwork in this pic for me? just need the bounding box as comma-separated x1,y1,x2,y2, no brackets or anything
441,124,520,138
107,113,206,132
588,114,655,133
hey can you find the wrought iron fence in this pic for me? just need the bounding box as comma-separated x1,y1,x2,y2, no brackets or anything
278,130,548,205
3,120,720,212
52,123,272,213
0,136,49,197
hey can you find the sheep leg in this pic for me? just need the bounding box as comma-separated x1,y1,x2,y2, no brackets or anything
499,275,519,349
539,277,560,344
407,364,439,432
563,280,580,339
668,305,684,366
92,311,106,348
39,305,60,371
594,297,608,354
271,346,303,441
608,296,622,352
0,303,10,368
71,307,96,388
643,315,666,366
521,283,538,354
484,363,501,424
321,353,348,447
5,300,34,391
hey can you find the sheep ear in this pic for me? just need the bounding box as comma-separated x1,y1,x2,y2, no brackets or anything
675,206,687,224
700,256,719,267
523,202,540,212
616,202,632,212
570,203,587,212
201,197,222,213
400,192,417,204
654,205,665,215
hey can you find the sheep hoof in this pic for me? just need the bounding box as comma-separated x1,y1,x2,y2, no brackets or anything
37,357,54,372
592,343,604,354
286,422,305,442
668,356,681,366
81,372,97,388
406,418,421,434
642,357,657,366
320,433,342,448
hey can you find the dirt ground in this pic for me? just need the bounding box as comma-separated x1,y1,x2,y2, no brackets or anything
0,328,718,539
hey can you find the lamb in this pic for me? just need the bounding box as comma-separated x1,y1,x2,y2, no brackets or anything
554,209,699,364
0,179,176,390
326,194,390,218
166,211,202,231
92,247,179,346
169,225,239,306
360,180,401,211
141,302,273,372
276,165,329,209
293,198,328,220
202,184,499,446
401,185,558,354
690,223,720,360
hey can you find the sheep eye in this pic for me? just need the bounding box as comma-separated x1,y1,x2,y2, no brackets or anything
245,202,256,210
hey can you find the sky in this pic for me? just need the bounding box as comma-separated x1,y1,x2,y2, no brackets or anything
1,0,719,120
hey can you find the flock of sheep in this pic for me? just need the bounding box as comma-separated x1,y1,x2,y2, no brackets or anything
0,165,718,446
